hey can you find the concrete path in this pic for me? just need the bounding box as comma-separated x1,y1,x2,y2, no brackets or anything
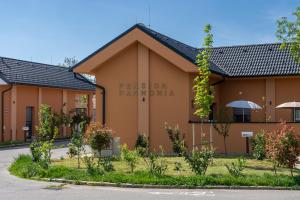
0,145,299,200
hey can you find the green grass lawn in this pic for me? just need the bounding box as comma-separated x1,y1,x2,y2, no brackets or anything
52,156,297,177
9,154,300,188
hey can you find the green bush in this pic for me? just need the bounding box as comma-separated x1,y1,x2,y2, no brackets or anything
251,131,266,160
225,157,246,177
144,148,168,176
99,158,115,172
184,146,214,176
165,123,186,155
86,123,112,157
135,134,149,156
174,161,183,172
83,155,103,175
121,144,139,173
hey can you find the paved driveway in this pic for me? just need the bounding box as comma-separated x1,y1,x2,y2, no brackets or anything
0,145,299,200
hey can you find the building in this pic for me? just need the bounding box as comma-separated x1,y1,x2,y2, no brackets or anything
72,24,300,154
0,57,95,142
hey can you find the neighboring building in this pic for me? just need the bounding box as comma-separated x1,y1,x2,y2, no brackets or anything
0,57,95,142
72,24,300,154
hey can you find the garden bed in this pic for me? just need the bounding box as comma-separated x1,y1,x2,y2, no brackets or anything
9,155,300,188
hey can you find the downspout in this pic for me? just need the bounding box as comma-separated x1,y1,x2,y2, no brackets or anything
74,73,106,125
1,84,12,142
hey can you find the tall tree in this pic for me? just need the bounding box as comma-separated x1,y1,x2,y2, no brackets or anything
193,24,214,145
58,57,79,68
59,57,95,83
276,7,300,63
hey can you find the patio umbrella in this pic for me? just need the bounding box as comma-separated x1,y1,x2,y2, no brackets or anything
226,100,262,122
276,101,300,122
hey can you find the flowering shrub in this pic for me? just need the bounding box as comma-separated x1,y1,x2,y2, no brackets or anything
165,123,186,155
265,122,300,175
85,122,113,157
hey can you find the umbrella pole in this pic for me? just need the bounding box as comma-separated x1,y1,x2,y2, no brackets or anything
294,107,296,123
243,108,245,123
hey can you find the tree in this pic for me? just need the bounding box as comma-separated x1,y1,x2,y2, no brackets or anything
58,57,78,68
193,24,214,144
212,108,231,154
30,104,59,169
276,7,300,63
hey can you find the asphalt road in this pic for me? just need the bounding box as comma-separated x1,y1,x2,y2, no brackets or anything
0,144,300,200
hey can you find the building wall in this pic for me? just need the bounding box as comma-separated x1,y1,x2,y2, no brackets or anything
149,49,190,151
90,42,300,153
95,43,139,148
1,84,94,142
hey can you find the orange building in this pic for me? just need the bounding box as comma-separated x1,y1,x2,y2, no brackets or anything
0,57,95,142
71,24,300,154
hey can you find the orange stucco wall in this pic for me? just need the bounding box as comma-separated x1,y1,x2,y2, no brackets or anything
0,84,94,142
91,43,300,153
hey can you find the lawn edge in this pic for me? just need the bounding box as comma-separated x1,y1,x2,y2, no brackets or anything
31,177,300,190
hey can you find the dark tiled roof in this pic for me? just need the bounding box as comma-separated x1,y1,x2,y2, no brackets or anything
0,57,95,90
136,24,300,77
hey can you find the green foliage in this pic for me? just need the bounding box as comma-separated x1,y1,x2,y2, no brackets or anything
143,147,168,176
30,104,59,169
184,145,214,175
225,157,246,177
251,131,266,160
174,161,183,172
99,158,115,172
165,123,186,155
71,112,91,131
276,7,300,63
36,104,58,140
265,122,300,176
68,122,85,168
10,154,300,187
135,133,149,156
83,154,103,175
212,108,231,154
121,144,139,173
86,123,112,157
193,24,214,119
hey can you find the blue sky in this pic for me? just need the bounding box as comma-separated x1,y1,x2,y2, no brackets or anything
0,0,299,65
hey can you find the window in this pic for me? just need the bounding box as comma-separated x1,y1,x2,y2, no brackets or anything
294,108,300,122
233,108,251,122
75,108,87,115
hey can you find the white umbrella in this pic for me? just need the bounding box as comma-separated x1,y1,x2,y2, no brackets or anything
276,101,300,122
226,100,262,122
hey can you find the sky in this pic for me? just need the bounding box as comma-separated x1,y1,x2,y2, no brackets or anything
0,0,299,65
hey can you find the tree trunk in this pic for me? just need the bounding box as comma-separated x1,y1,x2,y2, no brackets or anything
223,136,227,155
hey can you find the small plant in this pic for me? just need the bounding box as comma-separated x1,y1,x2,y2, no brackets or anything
86,122,112,157
144,147,168,176
99,158,115,172
135,133,149,156
212,108,231,154
265,122,300,176
251,131,266,160
121,144,139,173
69,122,85,168
165,123,186,155
83,154,103,175
30,104,59,169
225,157,246,177
184,145,214,176
174,161,183,172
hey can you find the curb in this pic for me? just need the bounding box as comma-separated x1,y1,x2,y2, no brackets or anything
32,177,300,190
